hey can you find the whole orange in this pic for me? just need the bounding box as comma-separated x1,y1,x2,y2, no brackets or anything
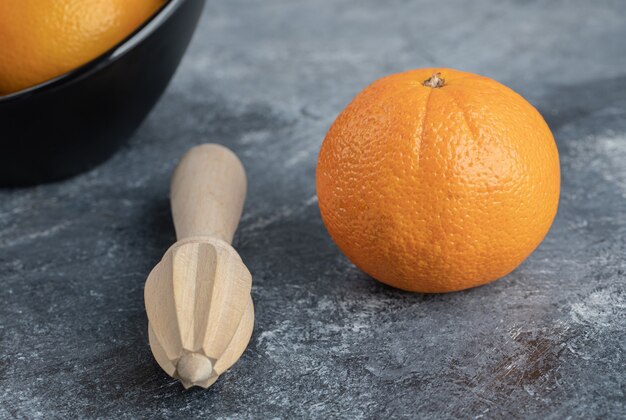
0,0,165,94
316,68,560,293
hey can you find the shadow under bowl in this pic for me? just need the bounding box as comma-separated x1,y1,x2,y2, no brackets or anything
0,0,206,187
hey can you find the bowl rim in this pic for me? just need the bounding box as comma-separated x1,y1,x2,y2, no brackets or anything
0,0,185,104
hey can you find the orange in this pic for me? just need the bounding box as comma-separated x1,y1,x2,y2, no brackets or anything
316,68,560,293
0,0,165,94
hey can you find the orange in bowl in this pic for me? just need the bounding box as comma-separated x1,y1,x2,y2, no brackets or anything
0,0,165,94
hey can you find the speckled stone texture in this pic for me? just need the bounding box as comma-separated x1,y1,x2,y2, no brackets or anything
1,0,625,418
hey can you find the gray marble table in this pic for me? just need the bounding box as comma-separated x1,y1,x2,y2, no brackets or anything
1,0,625,418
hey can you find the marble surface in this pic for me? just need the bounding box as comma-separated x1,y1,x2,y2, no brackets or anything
1,0,625,418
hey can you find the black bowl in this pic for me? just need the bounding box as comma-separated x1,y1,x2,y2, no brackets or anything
0,0,206,187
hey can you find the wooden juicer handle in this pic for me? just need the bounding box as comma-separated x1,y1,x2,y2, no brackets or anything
171,143,246,244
